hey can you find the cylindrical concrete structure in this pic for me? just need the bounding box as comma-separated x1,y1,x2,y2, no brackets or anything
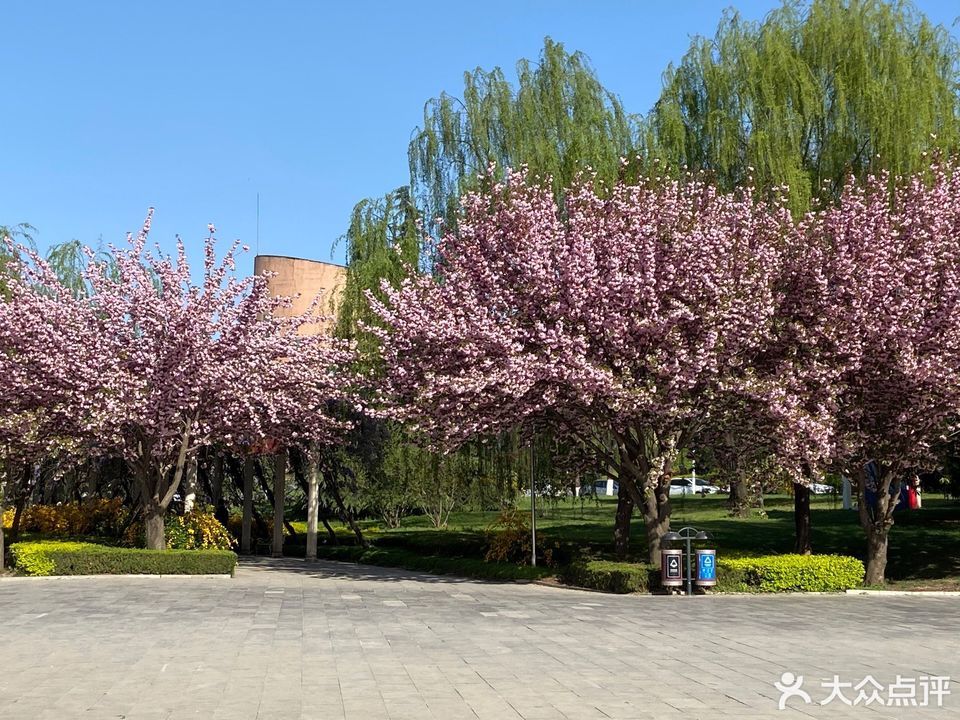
253,254,347,335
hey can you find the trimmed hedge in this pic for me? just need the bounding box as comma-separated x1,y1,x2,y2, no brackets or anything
561,560,657,594
718,554,865,593
10,541,237,577
563,553,865,594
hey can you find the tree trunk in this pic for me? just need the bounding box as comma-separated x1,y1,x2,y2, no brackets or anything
305,459,320,561
855,464,896,586
794,483,812,554
272,450,287,558
324,468,367,547
85,458,101,500
613,481,633,560
613,432,677,567
143,502,166,550
212,454,228,525
9,503,25,543
8,462,32,543
241,456,254,554
322,517,337,544
254,458,297,539
134,418,195,551
728,477,750,518
643,495,671,566
864,524,890,586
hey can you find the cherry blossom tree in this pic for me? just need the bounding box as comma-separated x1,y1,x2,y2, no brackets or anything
368,167,796,563
798,163,960,585
0,211,354,549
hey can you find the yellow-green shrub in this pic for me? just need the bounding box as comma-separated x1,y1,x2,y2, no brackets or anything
165,510,236,551
562,554,865,594
718,554,865,592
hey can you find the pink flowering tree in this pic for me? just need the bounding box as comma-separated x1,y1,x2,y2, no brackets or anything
369,168,795,563
0,211,354,549
696,228,850,546
0,247,106,559
798,164,960,585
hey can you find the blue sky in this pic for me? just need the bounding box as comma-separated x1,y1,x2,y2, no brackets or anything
2,1,958,276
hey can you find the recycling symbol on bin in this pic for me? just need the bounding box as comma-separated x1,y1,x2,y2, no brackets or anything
667,556,680,576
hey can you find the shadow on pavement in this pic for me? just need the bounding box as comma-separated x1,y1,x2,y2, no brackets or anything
236,556,532,586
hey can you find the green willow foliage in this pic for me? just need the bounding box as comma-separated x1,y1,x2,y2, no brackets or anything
339,38,643,351
44,239,116,298
1,227,114,301
0,224,36,299
647,0,960,212
409,37,642,230
336,187,420,364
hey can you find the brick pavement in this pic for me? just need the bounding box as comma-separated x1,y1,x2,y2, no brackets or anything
1,558,958,719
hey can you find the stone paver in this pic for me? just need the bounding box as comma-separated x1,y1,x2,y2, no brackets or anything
1,558,958,719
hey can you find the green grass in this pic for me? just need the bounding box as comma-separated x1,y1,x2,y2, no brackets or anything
291,494,960,585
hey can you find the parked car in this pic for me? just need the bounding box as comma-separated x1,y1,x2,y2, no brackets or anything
809,482,834,495
593,480,619,496
669,477,720,496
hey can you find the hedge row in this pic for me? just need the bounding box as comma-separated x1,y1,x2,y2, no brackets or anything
719,554,865,592
10,541,237,577
561,560,658,593
562,554,865,594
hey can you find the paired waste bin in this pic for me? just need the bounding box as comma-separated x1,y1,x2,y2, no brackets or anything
660,528,715,593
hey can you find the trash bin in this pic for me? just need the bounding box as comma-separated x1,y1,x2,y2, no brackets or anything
696,548,716,587
661,548,683,588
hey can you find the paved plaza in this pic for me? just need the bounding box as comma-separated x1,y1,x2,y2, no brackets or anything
1,558,959,720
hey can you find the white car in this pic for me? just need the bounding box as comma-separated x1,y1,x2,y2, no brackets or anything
809,482,834,495
669,477,720,496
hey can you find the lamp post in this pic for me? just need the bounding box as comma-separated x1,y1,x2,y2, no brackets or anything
663,526,712,595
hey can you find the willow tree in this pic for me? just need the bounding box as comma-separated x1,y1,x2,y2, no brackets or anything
336,187,420,362
333,189,421,526
409,37,642,231
648,0,960,214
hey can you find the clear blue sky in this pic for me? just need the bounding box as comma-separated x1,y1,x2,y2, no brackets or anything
2,1,958,276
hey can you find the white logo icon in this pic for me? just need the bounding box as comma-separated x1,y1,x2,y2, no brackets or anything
775,672,812,710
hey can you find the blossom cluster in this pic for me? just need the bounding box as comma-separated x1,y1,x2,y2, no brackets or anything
369,162,960,487
0,211,355,481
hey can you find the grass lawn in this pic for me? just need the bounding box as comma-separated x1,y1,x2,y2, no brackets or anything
292,493,960,585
